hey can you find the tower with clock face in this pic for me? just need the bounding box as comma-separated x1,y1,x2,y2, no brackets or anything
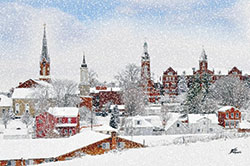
39,24,51,82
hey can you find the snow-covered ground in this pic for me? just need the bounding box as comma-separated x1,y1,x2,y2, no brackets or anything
43,136,250,166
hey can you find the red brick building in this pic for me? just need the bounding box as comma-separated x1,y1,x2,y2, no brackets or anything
161,47,249,97
36,107,80,138
218,106,241,128
90,86,123,112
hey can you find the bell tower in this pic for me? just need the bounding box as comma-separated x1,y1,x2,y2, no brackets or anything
39,24,51,82
79,52,90,96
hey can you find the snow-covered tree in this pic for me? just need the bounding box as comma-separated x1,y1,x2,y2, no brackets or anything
115,63,146,116
21,111,32,128
160,105,171,128
2,109,12,129
208,76,250,109
109,105,120,129
89,69,100,87
79,106,96,124
51,79,80,107
183,75,202,114
33,79,80,115
178,72,188,94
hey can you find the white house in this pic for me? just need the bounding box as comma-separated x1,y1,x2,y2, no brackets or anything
188,114,223,134
165,113,190,135
120,116,154,136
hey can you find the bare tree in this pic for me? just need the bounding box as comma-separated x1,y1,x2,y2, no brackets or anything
21,111,32,128
2,109,12,129
208,76,250,109
51,79,80,107
79,106,96,124
115,64,146,116
89,69,100,87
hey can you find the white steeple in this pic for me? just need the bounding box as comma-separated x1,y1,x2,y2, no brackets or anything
200,46,207,62
79,52,90,96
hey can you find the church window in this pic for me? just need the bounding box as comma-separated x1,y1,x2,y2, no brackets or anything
15,103,19,114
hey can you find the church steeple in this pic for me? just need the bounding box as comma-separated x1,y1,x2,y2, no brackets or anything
39,24,51,82
81,52,87,68
200,46,207,62
199,46,208,71
141,41,151,82
79,52,90,96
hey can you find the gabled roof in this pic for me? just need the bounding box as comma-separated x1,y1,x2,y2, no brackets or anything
188,114,218,124
0,130,108,160
124,116,154,128
47,107,79,117
11,88,36,99
163,67,177,75
218,106,237,113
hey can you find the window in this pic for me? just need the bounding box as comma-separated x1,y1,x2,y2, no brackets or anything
15,103,19,114
197,129,200,132
235,121,239,128
225,121,229,127
117,142,125,149
226,113,229,118
69,129,72,135
236,113,239,118
102,142,110,150
231,113,234,118
2,109,5,114
210,128,213,132
68,118,71,123
25,103,30,113
231,121,235,128
65,129,68,134
177,123,180,127
137,120,141,125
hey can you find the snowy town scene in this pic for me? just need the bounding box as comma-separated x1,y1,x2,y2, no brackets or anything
1,0,250,166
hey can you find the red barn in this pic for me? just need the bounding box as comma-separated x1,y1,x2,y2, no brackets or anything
218,106,241,129
36,107,80,138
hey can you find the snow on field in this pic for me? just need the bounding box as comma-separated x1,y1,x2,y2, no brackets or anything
43,137,250,166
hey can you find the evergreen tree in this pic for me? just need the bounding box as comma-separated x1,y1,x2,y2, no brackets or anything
183,75,202,114
109,105,120,129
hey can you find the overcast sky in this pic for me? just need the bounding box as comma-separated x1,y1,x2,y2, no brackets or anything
0,0,249,91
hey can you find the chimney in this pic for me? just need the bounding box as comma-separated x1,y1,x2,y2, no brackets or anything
111,131,117,150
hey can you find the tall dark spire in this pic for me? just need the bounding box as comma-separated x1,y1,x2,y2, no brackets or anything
41,23,49,62
81,52,87,68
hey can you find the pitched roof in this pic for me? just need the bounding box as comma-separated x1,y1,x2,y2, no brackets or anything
218,106,236,112
0,130,108,160
47,107,79,117
188,114,218,124
11,88,36,99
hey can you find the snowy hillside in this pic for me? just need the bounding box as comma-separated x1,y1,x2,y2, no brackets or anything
43,137,250,166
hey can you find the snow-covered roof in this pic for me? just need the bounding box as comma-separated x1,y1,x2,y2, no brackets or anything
239,121,250,129
56,123,77,127
110,105,125,110
90,87,121,93
218,106,236,112
164,113,183,130
0,130,109,160
47,107,79,117
11,88,36,99
125,116,154,128
0,95,12,107
94,124,117,132
188,114,218,124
